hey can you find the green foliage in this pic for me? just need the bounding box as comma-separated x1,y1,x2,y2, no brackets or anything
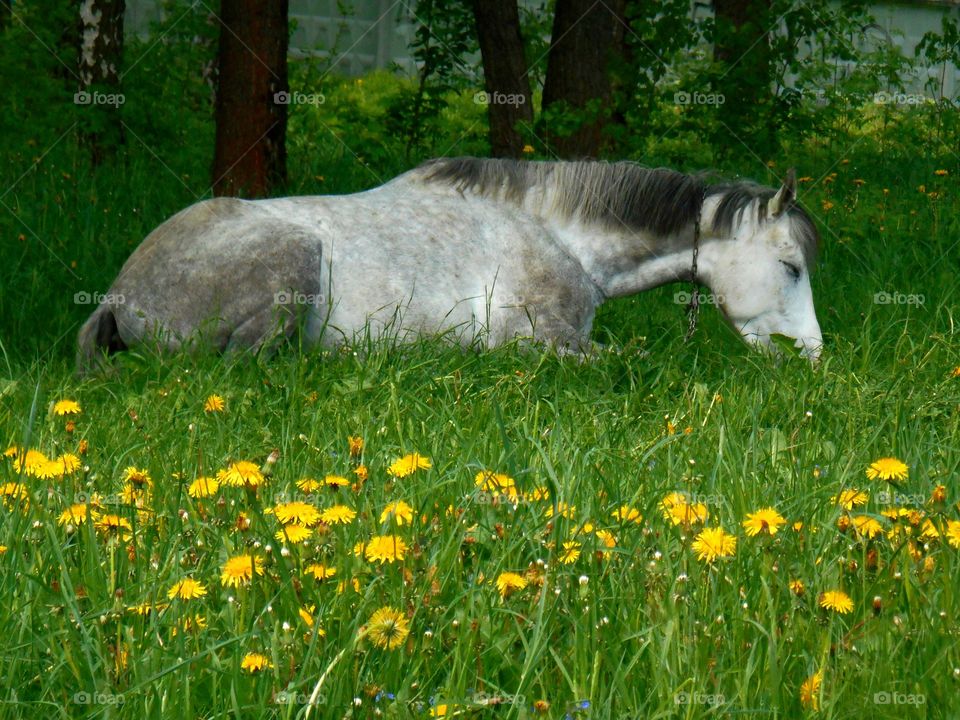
384,0,478,159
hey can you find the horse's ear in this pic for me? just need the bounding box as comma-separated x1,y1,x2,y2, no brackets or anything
770,168,797,218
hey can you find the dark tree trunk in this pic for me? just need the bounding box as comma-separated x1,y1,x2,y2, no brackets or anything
472,0,533,158
76,0,126,164
541,0,624,158
212,0,288,198
712,0,775,155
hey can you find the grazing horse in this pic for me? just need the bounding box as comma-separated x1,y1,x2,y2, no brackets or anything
77,158,822,369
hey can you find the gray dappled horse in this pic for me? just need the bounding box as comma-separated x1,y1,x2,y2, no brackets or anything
77,158,822,369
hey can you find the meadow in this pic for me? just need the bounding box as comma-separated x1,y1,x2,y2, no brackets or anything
2,70,960,719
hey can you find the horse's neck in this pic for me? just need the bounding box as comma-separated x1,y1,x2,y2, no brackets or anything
532,196,700,299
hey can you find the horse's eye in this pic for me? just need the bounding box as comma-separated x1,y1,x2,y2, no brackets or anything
781,260,801,280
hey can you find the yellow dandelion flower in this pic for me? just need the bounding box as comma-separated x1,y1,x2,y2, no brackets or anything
387,453,432,478
851,515,884,540
337,577,362,594
273,501,321,526
522,144,534,154
95,514,133,541
544,502,576,519
944,520,960,549
951,366,960,378
348,436,364,457
866,457,908,483
821,199,834,211
691,527,737,563
880,506,911,520
380,500,414,526
203,394,225,413
122,466,152,487
58,503,98,526
217,460,266,488
789,579,805,596
188,477,219,499
475,470,517,496
13,449,49,476
167,577,207,600
365,606,410,650
596,529,617,548
321,504,357,525
559,541,581,564
353,465,368,482
296,477,322,493
611,506,642,524
920,518,940,539
665,501,709,526
53,400,81,416
832,488,868,509
304,563,337,580
33,460,64,480
800,670,823,711
935,169,948,176
495,571,528,598
0,482,29,510
55,454,82,475
126,601,169,616
324,474,351,488
240,652,272,673
298,605,325,635
660,492,709,525
365,535,408,563
220,554,264,587
170,614,207,636
819,589,853,614
275,523,312,543
742,507,787,536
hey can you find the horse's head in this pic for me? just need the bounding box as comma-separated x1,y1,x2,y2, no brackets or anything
700,170,822,361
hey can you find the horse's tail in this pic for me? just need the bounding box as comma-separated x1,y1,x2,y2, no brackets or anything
76,303,126,375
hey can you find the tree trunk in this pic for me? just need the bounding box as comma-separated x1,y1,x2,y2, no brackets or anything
212,0,288,198
712,0,775,155
472,0,533,158
541,0,624,158
77,0,126,164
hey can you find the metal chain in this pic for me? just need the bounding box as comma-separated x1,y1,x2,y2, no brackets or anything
684,193,705,342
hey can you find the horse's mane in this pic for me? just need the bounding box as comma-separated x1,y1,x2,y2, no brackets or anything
417,157,819,269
